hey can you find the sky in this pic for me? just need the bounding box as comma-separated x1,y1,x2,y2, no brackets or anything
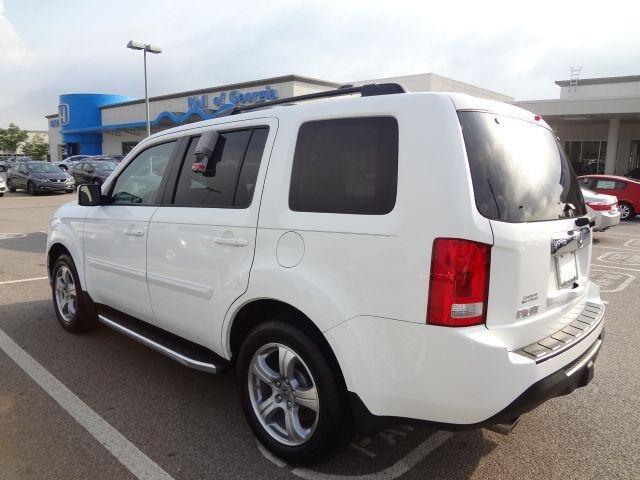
1,0,639,130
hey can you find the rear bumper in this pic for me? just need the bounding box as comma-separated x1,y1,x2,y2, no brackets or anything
593,210,621,231
326,290,605,427
349,330,603,433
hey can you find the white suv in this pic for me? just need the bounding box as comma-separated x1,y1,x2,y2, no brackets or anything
47,84,605,463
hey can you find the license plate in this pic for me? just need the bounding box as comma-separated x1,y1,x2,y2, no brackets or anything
555,252,578,289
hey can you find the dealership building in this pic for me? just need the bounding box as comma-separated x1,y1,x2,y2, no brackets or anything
44,73,511,163
46,72,640,176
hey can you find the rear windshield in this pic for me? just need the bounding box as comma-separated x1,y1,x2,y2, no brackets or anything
459,111,585,223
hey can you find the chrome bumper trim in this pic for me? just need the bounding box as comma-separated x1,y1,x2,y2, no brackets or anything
515,302,605,363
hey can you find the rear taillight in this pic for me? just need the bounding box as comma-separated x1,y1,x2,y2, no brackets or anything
587,201,613,211
427,238,491,327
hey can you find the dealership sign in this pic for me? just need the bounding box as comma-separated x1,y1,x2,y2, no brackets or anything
187,86,278,110
58,103,70,126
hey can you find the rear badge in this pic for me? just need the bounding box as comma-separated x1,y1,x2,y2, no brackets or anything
516,304,539,319
521,293,539,304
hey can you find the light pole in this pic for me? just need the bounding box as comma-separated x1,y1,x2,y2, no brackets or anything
127,40,162,137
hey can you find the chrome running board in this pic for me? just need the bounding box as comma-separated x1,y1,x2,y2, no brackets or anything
98,312,225,374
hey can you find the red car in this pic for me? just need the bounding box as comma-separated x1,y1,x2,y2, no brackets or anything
578,174,640,220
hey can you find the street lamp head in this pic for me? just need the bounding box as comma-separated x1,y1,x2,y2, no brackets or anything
145,44,162,54
127,40,146,50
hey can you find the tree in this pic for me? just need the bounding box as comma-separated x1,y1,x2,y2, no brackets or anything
0,123,29,153
21,134,49,160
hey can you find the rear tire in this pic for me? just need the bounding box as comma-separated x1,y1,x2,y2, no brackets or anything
237,318,352,464
51,254,97,333
619,202,634,221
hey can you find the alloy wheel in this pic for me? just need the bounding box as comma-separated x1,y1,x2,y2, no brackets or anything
619,203,631,220
54,265,77,323
248,343,320,446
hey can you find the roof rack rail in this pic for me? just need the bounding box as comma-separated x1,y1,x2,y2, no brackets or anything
230,82,405,115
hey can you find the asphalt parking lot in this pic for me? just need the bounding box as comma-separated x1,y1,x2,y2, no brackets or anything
1,183,639,480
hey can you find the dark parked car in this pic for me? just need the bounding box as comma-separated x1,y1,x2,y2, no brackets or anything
70,160,117,186
0,156,33,172
625,168,640,181
6,161,75,195
92,154,125,164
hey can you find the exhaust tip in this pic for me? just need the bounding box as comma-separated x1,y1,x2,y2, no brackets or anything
485,417,521,435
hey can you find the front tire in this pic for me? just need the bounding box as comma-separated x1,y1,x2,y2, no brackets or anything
619,202,634,221
27,181,36,195
51,254,97,333
7,179,16,192
238,319,352,464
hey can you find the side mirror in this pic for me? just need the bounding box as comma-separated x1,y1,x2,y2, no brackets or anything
78,184,102,206
194,130,220,178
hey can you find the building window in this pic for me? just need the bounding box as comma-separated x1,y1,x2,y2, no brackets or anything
563,140,610,175
122,141,139,155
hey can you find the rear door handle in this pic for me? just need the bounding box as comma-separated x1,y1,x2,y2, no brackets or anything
125,228,145,237
214,236,249,247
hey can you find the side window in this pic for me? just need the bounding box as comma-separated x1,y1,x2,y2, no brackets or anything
614,180,627,190
595,179,616,190
289,117,399,215
73,163,83,174
173,128,267,208
579,177,594,189
235,128,269,207
83,163,94,172
111,141,176,205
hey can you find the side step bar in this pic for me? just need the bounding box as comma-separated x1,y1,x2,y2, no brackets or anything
97,310,227,374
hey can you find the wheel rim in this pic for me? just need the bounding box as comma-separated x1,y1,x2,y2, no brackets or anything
248,343,319,446
620,204,630,219
54,265,77,323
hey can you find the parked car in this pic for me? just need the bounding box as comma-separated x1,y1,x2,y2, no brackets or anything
0,156,33,171
624,167,640,181
47,85,605,463
91,154,125,164
70,160,117,186
0,176,6,196
55,155,92,171
581,188,620,231
579,174,640,220
7,161,75,195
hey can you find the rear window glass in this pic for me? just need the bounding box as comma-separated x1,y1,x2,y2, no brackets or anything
459,111,586,223
289,117,398,215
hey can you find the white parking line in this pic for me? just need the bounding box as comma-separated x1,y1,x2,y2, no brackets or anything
592,245,640,253
258,430,453,480
0,328,175,480
0,276,48,286
599,231,640,237
592,264,640,273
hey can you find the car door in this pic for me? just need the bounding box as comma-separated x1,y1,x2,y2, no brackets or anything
83,140,178,322
146,120,276,351
17,164,28,188
71,163,84,184
83,162,96,183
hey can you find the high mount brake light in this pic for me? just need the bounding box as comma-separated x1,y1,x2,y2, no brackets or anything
427,238,491,327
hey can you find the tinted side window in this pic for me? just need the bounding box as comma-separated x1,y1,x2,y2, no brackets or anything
111,141,176,205
289,117,398,215
234,128,269,207
615,181,627,190
173,129,258,207
73,163,83,174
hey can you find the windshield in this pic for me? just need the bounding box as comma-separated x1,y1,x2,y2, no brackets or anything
459,111,586,223
28,163,63,173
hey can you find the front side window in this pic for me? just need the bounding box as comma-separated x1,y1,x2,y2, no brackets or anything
111,141,176,205
289,117,399,215
172,127,268,208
